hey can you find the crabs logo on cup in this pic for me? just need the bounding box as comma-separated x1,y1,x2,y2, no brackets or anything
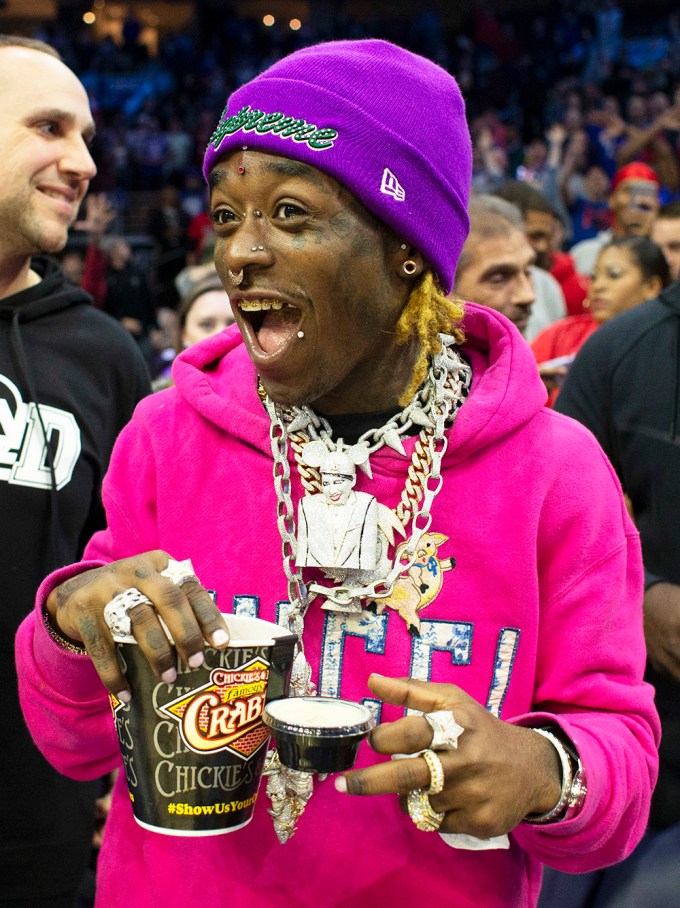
160,661,270,757
108,614,297,836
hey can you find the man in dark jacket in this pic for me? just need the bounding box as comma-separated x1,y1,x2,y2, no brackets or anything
543,281,680,905
0,35,150,906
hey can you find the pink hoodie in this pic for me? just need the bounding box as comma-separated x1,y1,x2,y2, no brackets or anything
16,303,659,907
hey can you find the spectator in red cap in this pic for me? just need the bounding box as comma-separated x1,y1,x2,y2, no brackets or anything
569,162,660,277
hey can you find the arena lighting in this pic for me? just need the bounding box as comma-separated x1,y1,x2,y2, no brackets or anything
83,11,96,24
263,14,275,27
289,18,302,30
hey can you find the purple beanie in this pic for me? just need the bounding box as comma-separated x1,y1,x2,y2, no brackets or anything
202,39,472,293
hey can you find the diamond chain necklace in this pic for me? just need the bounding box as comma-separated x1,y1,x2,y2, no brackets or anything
265,333,471,626
262,334,471,843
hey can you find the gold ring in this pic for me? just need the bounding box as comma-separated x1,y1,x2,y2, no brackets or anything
421,748,445,795
406,788,445,832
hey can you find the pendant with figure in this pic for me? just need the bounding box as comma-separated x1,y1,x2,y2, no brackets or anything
295,440,405,609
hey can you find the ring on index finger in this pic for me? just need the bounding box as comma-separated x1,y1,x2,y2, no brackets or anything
424,710,464,750
103,588,152,638
160,558,199,587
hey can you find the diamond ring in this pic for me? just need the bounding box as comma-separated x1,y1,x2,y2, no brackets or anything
160,558,199,587
103,588,153,638
424,710,464,750
406,788,446,832
421,748,445,795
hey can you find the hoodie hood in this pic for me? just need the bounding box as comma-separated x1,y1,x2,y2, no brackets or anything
0,256,90,322
658,279,680,440
658,277,680,315
0,256,95,566
171,302,548,463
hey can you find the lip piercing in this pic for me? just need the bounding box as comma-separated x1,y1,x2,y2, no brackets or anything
251,245,265,252
228,269,244,286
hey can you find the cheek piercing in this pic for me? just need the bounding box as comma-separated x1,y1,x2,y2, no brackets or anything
297,331,305,339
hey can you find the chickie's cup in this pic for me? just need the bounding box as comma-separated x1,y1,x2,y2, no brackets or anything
109,613,297,835
263,696,375,773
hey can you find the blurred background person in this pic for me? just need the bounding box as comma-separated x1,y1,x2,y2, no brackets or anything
453,194,536,336
494,180,591,340
569,163,661,276
532,236,670,404
651,201,680,281
99,235,157,369
152,268,233,390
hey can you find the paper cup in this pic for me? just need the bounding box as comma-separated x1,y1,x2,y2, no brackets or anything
263,696,375,773
109,614,297,835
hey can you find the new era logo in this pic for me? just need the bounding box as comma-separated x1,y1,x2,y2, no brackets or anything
380,168,405,201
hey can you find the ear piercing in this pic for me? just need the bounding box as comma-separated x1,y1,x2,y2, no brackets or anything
228,269,244,286
403,260,418,275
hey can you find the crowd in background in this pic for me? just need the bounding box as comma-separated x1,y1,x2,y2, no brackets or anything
22,0,680,374
5,7,680,906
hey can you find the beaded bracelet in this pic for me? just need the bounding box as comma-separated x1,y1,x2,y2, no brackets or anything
523,727,585,824
42,605,88,655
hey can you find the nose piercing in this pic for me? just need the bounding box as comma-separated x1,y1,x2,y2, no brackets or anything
253,210,262,218
251,245,265,252
228,269,244,286
297,331,305,339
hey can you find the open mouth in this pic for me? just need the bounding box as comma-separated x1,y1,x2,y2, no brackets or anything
237,298,302,355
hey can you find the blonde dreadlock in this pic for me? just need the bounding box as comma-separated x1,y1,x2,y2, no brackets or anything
394,271,465,406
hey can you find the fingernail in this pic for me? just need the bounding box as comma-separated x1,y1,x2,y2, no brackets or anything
161,667,177,683
334,776,348,794
211,628,229,647
117,690,131,703
188,651,204,669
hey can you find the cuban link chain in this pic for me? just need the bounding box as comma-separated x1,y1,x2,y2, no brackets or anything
267,334,471,608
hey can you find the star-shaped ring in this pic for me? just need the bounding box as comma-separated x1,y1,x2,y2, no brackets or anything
160,558,200,587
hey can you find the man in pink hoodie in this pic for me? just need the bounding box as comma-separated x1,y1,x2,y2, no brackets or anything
16,40,659,908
